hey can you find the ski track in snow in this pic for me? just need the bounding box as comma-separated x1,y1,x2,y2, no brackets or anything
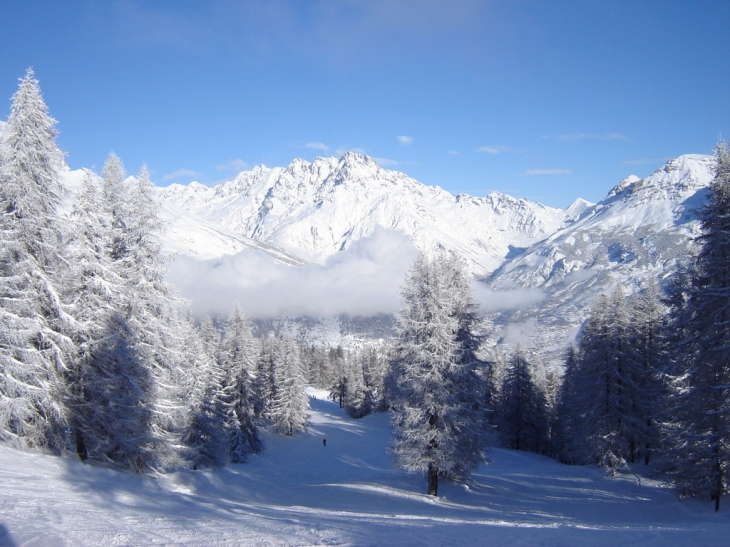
1,389,728,547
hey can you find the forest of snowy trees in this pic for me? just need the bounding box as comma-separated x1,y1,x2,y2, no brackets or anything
1,70,730,508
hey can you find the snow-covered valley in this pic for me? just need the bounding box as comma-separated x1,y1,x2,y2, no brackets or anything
149,152,715,362
1,390,728,547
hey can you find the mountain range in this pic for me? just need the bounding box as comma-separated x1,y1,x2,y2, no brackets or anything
157,152,568,275
60,151,716,364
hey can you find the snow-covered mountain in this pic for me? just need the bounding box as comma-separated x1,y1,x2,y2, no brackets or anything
487,154,714,365
59,168,305,266
157,152,567,275
154,152,716,360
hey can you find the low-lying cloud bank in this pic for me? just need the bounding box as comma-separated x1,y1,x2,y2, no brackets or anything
166,228,419,320
166,227,545,320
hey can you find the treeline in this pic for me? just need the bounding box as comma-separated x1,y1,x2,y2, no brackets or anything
458,141,730,511
3,70,730,509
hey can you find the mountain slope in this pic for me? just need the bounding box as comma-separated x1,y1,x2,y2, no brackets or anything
59,169,305,266
486,154,714,364
1,389,727,546
158,152,567,275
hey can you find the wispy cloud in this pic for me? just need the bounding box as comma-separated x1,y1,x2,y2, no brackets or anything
215,158,249,172
448,150,461,156
397,135,414,146
103,1,491,67
621,157,670,165
162,168,202,181
374,157,399,167
547,132,629,142
304,141,331,152
526,168,573,175
335,146,367,157
472,286,546,313
166,228,419,319
477,145,512,155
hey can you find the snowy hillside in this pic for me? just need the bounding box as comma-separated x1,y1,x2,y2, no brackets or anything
157,152,567,275
59,152,717,355
486,154,714,364
1,390,728,547
58,169,305,266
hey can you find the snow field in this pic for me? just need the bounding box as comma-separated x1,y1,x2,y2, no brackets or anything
1,389,728,547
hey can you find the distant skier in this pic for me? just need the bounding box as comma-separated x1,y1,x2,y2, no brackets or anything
323,438,327,447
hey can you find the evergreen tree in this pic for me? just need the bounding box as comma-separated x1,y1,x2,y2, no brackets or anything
497,346,551,454
662,141,730,510
343,352,370,419
65,169,134,463
267,335,309,436
219,307,261,462
554,292,627,472
552,344,581,463
98,163,196,471
555,285,665,473
180,313,228,469
0,69,73,452
391,252,487,496
625,282,665,464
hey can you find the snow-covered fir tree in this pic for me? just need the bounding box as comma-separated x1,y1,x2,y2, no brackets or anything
219,306,261,462
176,312,228,469
390,252,488,496
554,286,663,474
267,335,309,436
552,345,580,463
625,282,665,465
0,69,73,452
661,141,730,511
342,353,369,419
497,346,551,455
180,313,229,469
64,168,150,466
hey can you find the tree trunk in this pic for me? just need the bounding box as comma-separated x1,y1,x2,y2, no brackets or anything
428,463,438,496
75,428,88,461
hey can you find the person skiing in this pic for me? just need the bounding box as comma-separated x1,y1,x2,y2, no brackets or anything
323,438,327,447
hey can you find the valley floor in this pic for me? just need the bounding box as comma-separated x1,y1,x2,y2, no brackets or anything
1,389,728,547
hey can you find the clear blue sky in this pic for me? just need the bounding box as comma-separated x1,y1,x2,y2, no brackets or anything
1,0,728,208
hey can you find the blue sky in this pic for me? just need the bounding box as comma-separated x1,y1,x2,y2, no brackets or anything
1,0,728,208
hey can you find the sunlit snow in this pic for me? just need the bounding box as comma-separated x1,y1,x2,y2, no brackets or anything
1,390,727,547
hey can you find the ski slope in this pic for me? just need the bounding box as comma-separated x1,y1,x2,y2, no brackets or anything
1,389,728,546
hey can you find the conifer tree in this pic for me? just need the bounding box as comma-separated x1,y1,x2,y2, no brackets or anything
552,345,581,463
65,169,139,463
182,316,228,469
497,346,551,454
662,141,730,510
391,252,488,496
219,307,261,462
555,285,665,473
267,335,309,436
0,69,73,452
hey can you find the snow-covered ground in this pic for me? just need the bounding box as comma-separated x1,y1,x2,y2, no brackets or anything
1,390,728,547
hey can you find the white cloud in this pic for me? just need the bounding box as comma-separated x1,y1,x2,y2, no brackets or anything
166,228,419,320
553,132,629,142
526,168,573,175
397,135,414,146
477,145,511,155
215,158,249,172
162,169,202,181
448,150,461,156
471,285,546,312
499,318,540,348
304,141,330,152
335,146,367,157
374,157,399,167
621,157,669,166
